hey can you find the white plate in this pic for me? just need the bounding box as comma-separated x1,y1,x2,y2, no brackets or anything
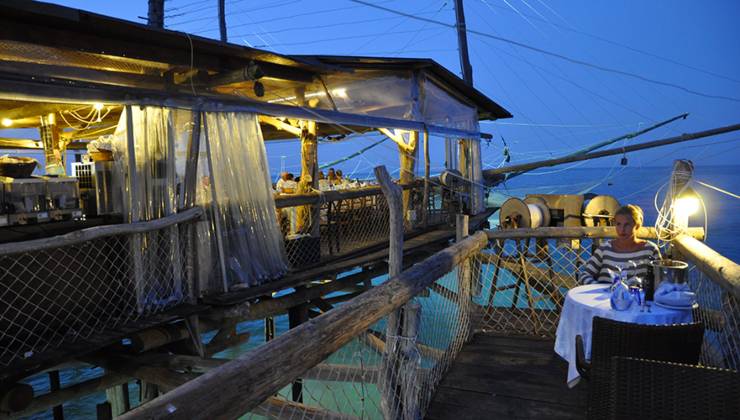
653,301,694,311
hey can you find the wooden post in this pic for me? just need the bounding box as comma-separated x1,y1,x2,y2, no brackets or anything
288,298,309,403
139,381,159,405
297,95,320,236
374,165,404,420
422,129,430,228
39,112,65,175
96,402,113,420
218,0,227,42
147,0,164,28
400,302,421,420
398,131,419,225
48,371,64,420
105,382,130,417
456,214,474,341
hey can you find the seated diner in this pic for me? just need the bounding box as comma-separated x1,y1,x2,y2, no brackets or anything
579,204,661,284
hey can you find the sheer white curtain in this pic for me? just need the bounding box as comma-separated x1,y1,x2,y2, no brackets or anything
201,112,288,289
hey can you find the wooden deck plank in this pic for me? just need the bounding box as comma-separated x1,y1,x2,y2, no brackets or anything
426,333,586,420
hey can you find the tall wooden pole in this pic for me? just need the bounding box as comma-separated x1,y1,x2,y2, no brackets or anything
375,165,404,420
218,0,228,42
148,0,165,28
454,0,473,86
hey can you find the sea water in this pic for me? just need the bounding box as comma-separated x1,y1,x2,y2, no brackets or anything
21,165,740,418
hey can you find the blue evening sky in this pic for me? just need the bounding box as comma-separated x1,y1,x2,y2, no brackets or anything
33,1,740,177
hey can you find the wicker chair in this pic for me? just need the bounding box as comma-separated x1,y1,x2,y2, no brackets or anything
608,356,740,420
575,317,704,419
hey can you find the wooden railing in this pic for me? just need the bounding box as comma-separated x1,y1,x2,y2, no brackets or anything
120,231,489,419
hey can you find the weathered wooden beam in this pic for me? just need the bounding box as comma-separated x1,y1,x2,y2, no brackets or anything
483,124,740,182
0,60,165,90
119,231,489,420
485,226,705,241
258,116,302,138
207,266,386,322
0,207,203,256
673,234,740,300
378,128,414,153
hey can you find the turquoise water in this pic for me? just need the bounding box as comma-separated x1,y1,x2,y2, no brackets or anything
21,165,739,418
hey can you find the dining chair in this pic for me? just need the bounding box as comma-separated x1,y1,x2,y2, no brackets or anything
607,356,740,420
575,316,704,419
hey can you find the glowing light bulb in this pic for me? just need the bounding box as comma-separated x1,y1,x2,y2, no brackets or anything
93,103,104,111
1,118,12,127
675,196,699,216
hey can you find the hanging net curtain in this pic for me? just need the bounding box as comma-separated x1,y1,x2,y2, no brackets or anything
200,111,288,290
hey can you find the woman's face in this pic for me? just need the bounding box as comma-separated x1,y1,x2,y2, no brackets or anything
615,214,638,240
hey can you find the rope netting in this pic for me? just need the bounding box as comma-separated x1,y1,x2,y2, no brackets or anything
244,258,482,420
277,185,452,269
0,223,195,372
686,265,740,370
474,237,588,336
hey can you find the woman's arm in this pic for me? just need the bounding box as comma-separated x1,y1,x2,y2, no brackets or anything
579,246,604,284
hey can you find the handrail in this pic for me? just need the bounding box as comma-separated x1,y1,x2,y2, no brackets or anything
274,181,425,208
0,207,203,256
484,226,705,241
119,231,489,420
673,233,740,300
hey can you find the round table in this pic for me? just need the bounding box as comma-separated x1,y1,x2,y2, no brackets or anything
554,284,693,387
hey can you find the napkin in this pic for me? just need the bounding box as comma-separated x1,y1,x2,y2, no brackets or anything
654,282,696,307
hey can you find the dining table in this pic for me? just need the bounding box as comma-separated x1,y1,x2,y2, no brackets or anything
553,283,693,387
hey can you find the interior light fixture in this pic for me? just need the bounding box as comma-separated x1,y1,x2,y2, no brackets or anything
93,102,104,111
1,118,12,127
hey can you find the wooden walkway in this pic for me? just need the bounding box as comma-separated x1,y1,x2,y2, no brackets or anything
426,333,586,420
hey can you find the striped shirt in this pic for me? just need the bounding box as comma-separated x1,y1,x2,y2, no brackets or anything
579,240,661,285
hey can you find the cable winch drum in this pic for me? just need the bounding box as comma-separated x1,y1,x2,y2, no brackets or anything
583,195,620,227
440,169,464,188
499,197,550,229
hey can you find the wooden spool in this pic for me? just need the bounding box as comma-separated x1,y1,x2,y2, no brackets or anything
583,195,620,227
499,197,550,229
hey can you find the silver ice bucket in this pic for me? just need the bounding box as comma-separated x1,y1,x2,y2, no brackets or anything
651,259,689,289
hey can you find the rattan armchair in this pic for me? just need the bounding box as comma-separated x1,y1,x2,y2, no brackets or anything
608,356,740,420
575,317,705,419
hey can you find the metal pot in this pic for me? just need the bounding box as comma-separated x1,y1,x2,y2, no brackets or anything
651,259,689,289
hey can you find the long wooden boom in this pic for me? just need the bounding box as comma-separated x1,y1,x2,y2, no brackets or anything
483,123,740,183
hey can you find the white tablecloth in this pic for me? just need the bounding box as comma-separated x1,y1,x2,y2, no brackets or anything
554,284,693,387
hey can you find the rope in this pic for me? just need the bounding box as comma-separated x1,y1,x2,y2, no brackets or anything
696,180,740,199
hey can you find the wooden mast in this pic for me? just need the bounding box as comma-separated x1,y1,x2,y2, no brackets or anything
147,0,164,28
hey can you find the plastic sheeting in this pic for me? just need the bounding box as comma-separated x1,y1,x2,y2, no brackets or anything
421,77,485,214
318,70,416,120
113,106,189,311
201,112,287,289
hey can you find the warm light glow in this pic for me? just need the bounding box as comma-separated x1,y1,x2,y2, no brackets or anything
93,102,104,111
1,118,12,127
331,88,348,99
675,196,700,216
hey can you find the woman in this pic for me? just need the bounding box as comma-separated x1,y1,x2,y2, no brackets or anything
579,204,661,284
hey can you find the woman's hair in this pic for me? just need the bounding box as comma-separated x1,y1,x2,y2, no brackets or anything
615,204,644,228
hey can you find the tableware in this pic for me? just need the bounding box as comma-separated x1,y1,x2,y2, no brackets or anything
653,301,693,311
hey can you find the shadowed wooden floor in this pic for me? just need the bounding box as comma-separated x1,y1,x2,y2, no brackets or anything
426,333,586,419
